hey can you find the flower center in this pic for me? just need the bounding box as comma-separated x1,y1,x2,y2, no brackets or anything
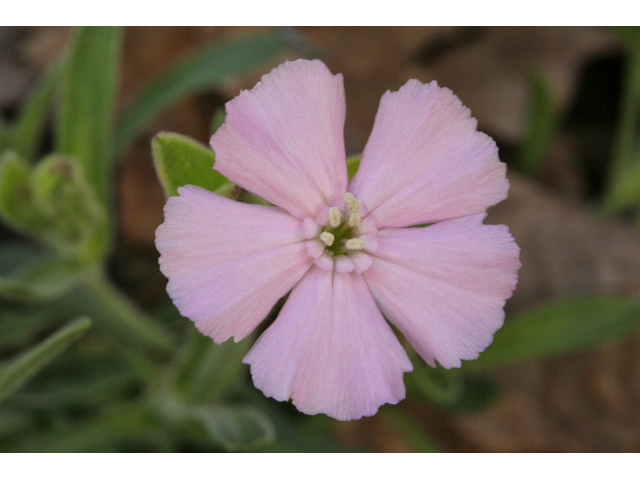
302,193,378,274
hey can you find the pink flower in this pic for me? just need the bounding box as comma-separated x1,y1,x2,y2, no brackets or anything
156,59,520,421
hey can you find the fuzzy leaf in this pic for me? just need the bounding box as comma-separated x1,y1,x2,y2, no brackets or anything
57,26,122,204
0,256,87,302
152,132,229,198
191,405,276,452
0,151,48,234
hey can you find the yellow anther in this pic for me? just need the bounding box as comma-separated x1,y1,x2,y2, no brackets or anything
345,238,365,251
328,207,341,228
320,231,335,246
343,193,361,213
348,212,361,227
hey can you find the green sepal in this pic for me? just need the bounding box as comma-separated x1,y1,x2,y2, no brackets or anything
0,316,92,403
467,295,640,370
152,132,230,198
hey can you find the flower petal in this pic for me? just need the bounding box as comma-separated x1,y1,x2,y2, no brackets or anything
363,214,521,368
211,59,348,220
349,80,509,229
156,185,313,343
244,266,413,421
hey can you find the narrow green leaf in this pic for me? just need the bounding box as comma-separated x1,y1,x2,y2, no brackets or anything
12,60,60,162
518,69,557,175
603,27,640,213
9,371,135,410
0,316,92,403
57,26,123,204
467,296,640,370
152,132,229,197
0,256,87,302
346,154,361,180
191,405,276,452
116,32,287,156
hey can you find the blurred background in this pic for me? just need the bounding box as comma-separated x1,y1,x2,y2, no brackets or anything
1,26,640,452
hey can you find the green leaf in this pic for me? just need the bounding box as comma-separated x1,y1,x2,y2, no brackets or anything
0,256,88,302
11,60,60,162
0,316,92,403
346,154,361,180
467,296,640,370
190,405,276,452
518,69,557,175
0,307,61,350
116,32,287,157
603,27,640,213
152,132,229,197
57,26,123,205
185,335,252,403
0,151,48,234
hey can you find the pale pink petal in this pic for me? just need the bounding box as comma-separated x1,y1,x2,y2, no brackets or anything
211,59,348,220
156,185,312,343
244,266,413,421
363,214,520,368
349,80,509,229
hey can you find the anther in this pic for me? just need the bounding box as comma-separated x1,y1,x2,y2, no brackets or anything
320,231,335,246
343,193,361,213
345,238,365,251
348,212,361,227
328,207,342,228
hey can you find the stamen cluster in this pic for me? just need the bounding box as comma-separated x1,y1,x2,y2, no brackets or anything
301,193,378,274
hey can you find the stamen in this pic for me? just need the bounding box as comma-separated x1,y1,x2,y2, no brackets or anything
348,212,361,227
345,238,364,251
320,231,335,246
328,207,342,228
343,193,361,213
